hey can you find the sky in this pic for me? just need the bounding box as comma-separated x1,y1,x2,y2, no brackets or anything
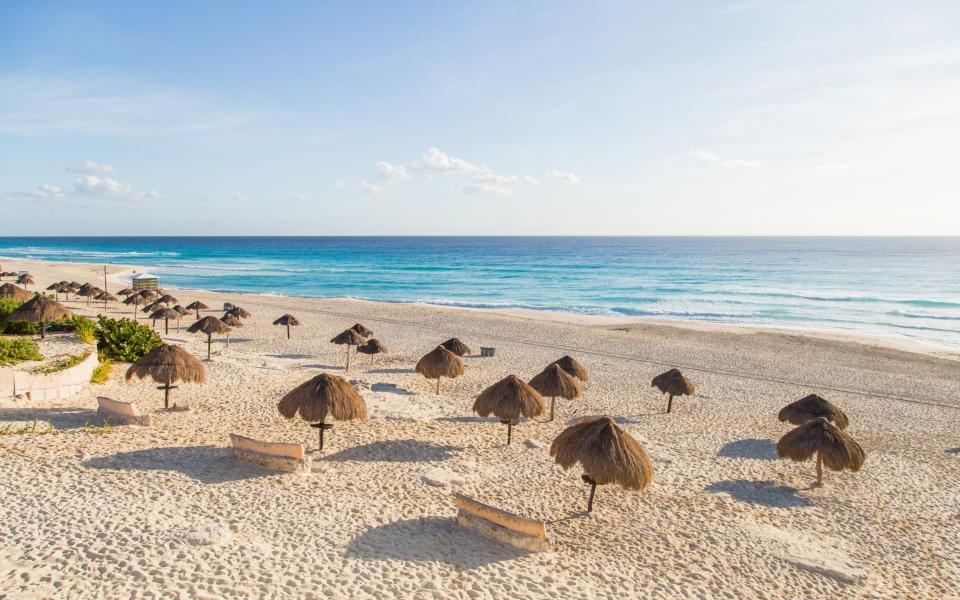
1,0,958,236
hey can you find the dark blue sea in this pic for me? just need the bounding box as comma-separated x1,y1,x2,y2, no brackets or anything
1,237,958,349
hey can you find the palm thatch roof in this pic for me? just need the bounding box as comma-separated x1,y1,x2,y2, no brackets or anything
778,394,849,429
529,364,582,399
68,281,82,289
159,294,178,305
188,315,231,335
550,416,654,490
550,355,590,382
651,368,695,396
277,373,368,423
273,314,300,326
123,294,145,306
77,283,97,297
8,294,71,323
125,344,205,385
226,306,251,319
440,337,471,356
172,304,189,315
150,308,181,320
137,289,158,299
777,417,865,472
220,313,243,327
350,323,374,337
0,283,31,302
185,301,208,310
46,283,60,291
331,328,365,346
358,338,389,355
473,375,544,422
143,300,165,313
116,288,134,296
415,345,464,380
96,292,118,302
17,275,34,285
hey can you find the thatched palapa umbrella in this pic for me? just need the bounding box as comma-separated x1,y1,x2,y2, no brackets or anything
172,304,189,317
778,394,849,429
331,328,365,371
278,373,368,450
273,314,300,339
8,294,71,339
117,288,134,297
188,316,231,360
441,337,471,356
473,375,544,445
0,283,31,302
159,294,178,306
126,344,205,409
77,283,97,306
550,355,589,382
350,323,374,338
529,363,582,421
550,416,654,512
95,291,117,311
416,345,464,394
358,338,389,357
123,293,145,319
652,368,695,413
17,274,34,290
777,417,865,486
46,282,64,301
226,306,251,319
220,313,242,347
151,308,181,334
186,301,208,319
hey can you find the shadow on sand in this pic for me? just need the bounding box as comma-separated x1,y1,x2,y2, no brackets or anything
0,406,98,431
947,448,960,456
267,353,313,360
324,439,462,463
717,438,778,461
83,445,276,484
370,383,414,395
344,517,527,568
367,368,416,374
705,479,812,508
435,416,495,424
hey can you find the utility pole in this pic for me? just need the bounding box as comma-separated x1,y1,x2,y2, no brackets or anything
103,265,108,293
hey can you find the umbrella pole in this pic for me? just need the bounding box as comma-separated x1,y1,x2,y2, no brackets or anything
287,324,290,339
507,422,513,446
550,397,556,422
667,394,674,414
319,419,326,450
164,318,169,335
816,451,822,486
163,383,170,409
226,333,230,348
587,479,597,512
207,333,212,360
436,377,441,395
40,318,45,339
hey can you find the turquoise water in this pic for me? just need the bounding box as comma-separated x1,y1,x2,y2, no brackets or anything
1,237,958,349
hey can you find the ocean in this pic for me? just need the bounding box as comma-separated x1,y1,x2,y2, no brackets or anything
1,237,958,349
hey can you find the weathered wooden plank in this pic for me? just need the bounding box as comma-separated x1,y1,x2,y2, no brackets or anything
453,492,546,539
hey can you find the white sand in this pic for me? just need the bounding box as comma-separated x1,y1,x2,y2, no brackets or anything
1,258,959,599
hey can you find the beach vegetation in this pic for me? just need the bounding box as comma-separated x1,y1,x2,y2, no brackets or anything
0,297,39,335
94,315,163,362
70,316,97,344
0,337,43,366
91,355,112,384
82,420,116,434
0,419,58,436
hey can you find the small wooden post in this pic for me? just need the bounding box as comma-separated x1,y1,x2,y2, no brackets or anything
666,394,674,414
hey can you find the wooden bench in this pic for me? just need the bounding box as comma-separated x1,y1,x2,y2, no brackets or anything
96,397,152,426
229,433,312,473
453,492,551,552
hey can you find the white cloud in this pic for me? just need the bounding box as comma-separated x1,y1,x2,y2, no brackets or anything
333,180,346,190
73,175,160,200
690,149,762,169
548,170,580,184
460,181,514,197
419,147,482,174
234,194,249,202
358,180,384,195
375,161,411,183
68,160,115,174
12,184,64,199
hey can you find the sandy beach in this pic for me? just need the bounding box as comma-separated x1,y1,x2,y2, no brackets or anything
2,257,958,599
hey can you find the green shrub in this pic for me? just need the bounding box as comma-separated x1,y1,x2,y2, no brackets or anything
0,337,43,366
91,355,112,384
94,315,162,362
71,316,96,344
32,350,92,374
0,298,38,335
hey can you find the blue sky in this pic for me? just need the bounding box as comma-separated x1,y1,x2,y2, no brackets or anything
1,1,958,235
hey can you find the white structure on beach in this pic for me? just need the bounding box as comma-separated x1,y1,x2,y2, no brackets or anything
131,272,159,291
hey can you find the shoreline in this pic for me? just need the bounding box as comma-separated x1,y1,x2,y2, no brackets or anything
5,255,958,360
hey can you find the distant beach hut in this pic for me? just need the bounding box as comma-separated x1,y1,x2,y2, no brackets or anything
220,313,242,347
226,306,251,319
0,282,31,302
131,272,159,291
529,364,582,421
16,274,34,290
188,316,231,360
186,301,208,319
778,394,849,429
277,373,367,451
473,375,545,445
777,417,865,486
550,416,654,512
151,307,181,334
331,328,365,371
416,345,464,394
8,294,71,339
550,355,590,382
273,314,300,339
350,323,374,338
126,344,205,409
651,368,695,414
441,337,471,357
